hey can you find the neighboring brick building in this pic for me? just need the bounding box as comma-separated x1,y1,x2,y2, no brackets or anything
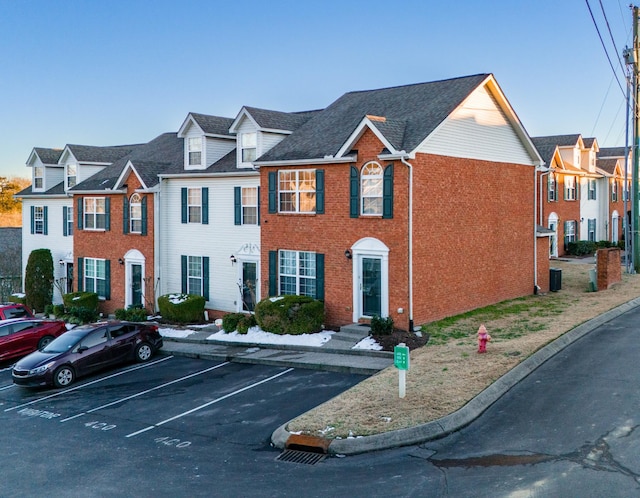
256,74,547,331
72,133,183,316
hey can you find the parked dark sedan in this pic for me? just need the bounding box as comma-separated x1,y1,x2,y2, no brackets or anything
0,318,67,362
12,321,163,388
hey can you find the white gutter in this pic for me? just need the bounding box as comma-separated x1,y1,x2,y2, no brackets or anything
533,163,547,294
254,156,357,167
379,151,414,331
158,171,259,180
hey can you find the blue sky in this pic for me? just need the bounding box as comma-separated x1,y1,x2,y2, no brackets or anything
0,0,633,178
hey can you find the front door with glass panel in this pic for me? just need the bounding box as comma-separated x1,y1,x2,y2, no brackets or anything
131,264,142,307
241,262,257,312
361,257,381,317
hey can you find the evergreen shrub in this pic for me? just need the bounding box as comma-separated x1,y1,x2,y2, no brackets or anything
158,293,205,324
254,295,324,335
24,249,54,313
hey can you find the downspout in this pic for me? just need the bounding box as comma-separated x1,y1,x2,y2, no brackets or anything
533,163,546,295
400,156,414,331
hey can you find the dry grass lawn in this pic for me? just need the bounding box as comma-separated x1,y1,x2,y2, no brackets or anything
288,260,640,438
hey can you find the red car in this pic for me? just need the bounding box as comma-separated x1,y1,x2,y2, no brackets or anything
0,319,68,362
0,303,35,321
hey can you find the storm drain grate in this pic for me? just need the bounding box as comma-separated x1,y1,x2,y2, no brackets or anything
276,449,327,465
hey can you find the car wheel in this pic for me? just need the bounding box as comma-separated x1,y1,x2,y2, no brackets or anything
37,335,54,350
53,366,75,388
135,343,153,362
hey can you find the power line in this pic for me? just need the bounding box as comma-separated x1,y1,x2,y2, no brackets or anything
598,0,627,74
585,0,627,97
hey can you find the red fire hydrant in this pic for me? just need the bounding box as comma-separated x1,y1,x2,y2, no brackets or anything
477,324,491,353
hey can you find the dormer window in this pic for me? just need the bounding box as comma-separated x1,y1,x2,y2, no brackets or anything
67,164,77,189
188,137,202,166
34,166,43,189
241,133,257,163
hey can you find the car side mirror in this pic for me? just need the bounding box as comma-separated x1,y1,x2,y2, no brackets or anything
77,345,89,354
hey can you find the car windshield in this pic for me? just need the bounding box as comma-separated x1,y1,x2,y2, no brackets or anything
41,329,87,353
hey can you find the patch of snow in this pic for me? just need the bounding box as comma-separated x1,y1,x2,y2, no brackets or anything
167,293,189,305
269,296,284,302
159,328,198,339
11,293,25,298
319,426,335,435
207,326,334,347
352,336,383,350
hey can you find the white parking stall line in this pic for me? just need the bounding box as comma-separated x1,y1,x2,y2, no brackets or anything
126,367,294,438
59,361,231,423
0,384,16,391
5,355,173,412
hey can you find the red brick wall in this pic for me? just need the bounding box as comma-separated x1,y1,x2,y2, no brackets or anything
410,153,536,323
537,236,550,292
596,248,621,290
260,129,540,330
74,172,155,316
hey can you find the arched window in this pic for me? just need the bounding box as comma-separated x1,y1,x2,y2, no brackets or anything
130,193,142,233
361,162,383,215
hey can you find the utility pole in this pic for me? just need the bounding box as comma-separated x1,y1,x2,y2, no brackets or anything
633,5,640,273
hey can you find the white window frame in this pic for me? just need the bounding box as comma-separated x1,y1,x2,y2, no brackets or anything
187,188,202,223
33,206,44,234
278,250,316,298
188,137,202,166
34,166,44,190
84,258,106,299
588,218,596,242
548,173,556,201
278,170,316,214
241,186,258,225
241,132,257,163
565,176,576,201
611,179,618,202
361,162,383,215
187,256,203,296
130,193,142,233
66,206,73,236
565,221,576,243
588,179,596,200
67,164,77,189
84,197,106,230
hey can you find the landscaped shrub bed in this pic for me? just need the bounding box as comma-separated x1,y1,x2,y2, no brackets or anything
254,295,324,335
221,312,257,334
158,293,205,324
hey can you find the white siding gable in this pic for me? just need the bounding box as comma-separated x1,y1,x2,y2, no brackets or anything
158,175,260,313
418,85,533,165
236,118,257,169
205,136,235,166
21,197,74,304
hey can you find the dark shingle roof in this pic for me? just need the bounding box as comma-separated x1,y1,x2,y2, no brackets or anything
72,133,184,191
67,144,142,163
597,157,619,175
34,147,63,164
531,137,559,165
531,134,582,148
583,137,596,148
599,146,628,158
15,181,66,197
190,113,235,136
258,74,490,162
243,107,321,132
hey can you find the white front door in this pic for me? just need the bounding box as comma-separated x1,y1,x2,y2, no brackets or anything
124,249,145,309
351,238,389,322
238,259,259,312
548,213,558,258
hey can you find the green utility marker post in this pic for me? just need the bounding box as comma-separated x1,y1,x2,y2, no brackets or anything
394,342,410,398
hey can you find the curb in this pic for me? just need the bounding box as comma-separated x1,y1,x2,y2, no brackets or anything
272,296,640,455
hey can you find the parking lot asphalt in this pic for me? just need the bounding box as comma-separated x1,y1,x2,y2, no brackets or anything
0,355,367,496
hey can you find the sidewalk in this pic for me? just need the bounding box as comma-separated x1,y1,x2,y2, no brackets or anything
160,323,394,375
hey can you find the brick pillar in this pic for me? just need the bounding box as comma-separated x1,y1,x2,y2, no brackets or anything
596,248,622,291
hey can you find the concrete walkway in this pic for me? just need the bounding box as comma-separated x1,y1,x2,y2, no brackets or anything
161,323,393,375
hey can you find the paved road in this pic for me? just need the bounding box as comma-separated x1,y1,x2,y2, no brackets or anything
2,304,640,497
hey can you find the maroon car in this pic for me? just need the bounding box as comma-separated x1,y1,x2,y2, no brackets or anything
12,321,163,388
0,318,67,362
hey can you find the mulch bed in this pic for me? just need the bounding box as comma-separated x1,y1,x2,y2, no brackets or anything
371,329,429,351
